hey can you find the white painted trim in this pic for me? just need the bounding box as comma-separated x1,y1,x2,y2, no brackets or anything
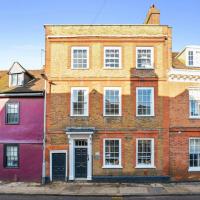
71,47,89,69
103,87,122,116
67,133,93,180
103,47,122,69
136,47,154,69
70,87,89,117
136,138,155,169
136,87,155,117
103,138,122,168
50,150,68,181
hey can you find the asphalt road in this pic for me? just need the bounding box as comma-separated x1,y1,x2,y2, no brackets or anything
0,195,200,200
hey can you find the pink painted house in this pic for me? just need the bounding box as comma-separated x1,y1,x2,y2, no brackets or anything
0,62,44,182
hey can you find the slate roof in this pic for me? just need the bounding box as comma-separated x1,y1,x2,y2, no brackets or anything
0,69,44,94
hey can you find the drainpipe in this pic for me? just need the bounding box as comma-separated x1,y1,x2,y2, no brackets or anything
42,77,47,184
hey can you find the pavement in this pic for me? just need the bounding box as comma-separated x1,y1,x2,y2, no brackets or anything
0,181,200,196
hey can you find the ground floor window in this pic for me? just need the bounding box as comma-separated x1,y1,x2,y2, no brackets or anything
4,144,19,168
189,138,200,171
103,139,122,168
136,138,154,168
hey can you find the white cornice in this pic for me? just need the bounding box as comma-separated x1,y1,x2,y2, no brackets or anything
168,68,200,82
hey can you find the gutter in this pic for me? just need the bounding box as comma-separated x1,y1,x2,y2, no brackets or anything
0,92,44,97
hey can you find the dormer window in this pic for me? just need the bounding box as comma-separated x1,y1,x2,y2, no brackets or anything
10,73,24,87
187,49,200,67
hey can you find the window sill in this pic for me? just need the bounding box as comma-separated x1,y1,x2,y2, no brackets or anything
136,115,155,117
188,167,200,172
189,116,200,119
71,68,89,70
135,165,156,169
135,67,154,70
102,165,123,169
103,115,122,117
70,115,89,117
103,67,122,70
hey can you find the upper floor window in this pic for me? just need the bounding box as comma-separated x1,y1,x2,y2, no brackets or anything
136,138,155,168
104,87,121,116
71,87,88,116
10,73,24,87
189,89,200,118
189,138,200,171
136,87,154,116
136,47,154,69
4,144,19,168
104,47,121,69
103,139,122,168
187,49,200,67
71,47,89,69
6,102,19,124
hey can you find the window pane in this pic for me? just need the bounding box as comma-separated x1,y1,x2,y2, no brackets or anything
5,145,19,168
137,48,153,69
104,139,120,166
72,89,88,116
189,90,200,117
137,88,153,116
6,103,19,124
72,48,88,69
105,89,120,115
105,48,121,68
189,139,200,168
137,140,152,166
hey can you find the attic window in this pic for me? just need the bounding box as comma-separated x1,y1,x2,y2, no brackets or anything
10,73,24,87
187,49,200,67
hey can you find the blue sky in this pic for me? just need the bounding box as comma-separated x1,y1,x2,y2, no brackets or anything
0,0,200,70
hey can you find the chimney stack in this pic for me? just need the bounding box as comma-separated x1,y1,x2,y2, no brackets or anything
144,4,160,25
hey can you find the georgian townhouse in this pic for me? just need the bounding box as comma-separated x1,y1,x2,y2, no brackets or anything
169,46,200,181
44,5,172,182
0,62,44,182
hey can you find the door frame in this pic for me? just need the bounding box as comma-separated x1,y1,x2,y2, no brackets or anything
67,132,93,181
50,150,68,181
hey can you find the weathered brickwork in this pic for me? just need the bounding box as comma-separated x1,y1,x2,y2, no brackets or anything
44,6,199,182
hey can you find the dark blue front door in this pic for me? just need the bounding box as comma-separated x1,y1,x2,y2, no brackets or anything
52,153,66,181
75,148,87,178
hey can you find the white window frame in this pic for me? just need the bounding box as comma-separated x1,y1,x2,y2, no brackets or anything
71,47,89,69
102,138,122,169
9,73,24,87
186,48,200,67
136,47,154,69
189,88,200,119
103,87,122,116
136,138,155,169
6,102,20,124
189,138,200,172
70,87,89,117
104,47,122,69
136,87,155,117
